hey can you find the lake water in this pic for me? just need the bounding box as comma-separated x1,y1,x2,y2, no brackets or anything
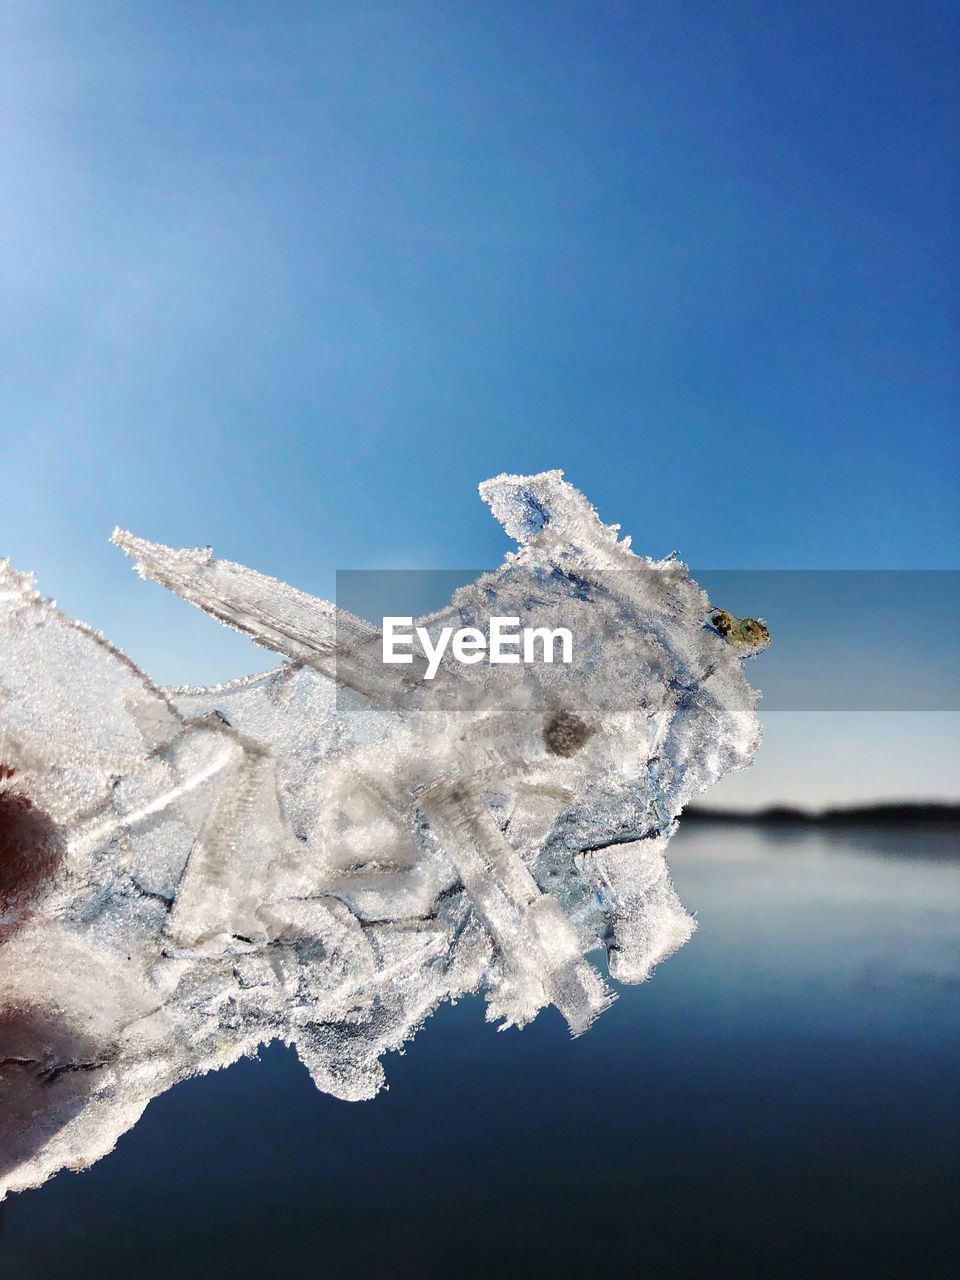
2,822,958,1279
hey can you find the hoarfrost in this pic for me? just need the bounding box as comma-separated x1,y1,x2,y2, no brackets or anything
0,470,766,1197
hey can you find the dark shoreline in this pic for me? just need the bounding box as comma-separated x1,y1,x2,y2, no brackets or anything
682,802,960,828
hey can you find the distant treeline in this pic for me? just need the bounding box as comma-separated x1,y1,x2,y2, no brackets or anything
682,802,960,827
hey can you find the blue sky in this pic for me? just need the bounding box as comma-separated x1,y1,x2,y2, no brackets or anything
1,2,956,803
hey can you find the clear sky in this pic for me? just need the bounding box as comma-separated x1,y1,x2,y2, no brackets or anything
1,2,957,805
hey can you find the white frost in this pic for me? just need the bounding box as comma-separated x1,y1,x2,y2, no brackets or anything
0,470,765,1197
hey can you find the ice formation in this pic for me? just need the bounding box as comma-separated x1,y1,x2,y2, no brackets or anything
0,470,766,1198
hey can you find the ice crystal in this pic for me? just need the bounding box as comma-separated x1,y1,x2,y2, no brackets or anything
0,471,765,1196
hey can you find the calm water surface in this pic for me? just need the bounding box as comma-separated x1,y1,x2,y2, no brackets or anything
2,823,958,1279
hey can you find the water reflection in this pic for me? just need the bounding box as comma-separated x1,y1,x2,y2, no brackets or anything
2,822,958,1279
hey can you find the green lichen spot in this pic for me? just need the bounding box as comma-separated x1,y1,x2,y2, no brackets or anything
710,610,770,652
